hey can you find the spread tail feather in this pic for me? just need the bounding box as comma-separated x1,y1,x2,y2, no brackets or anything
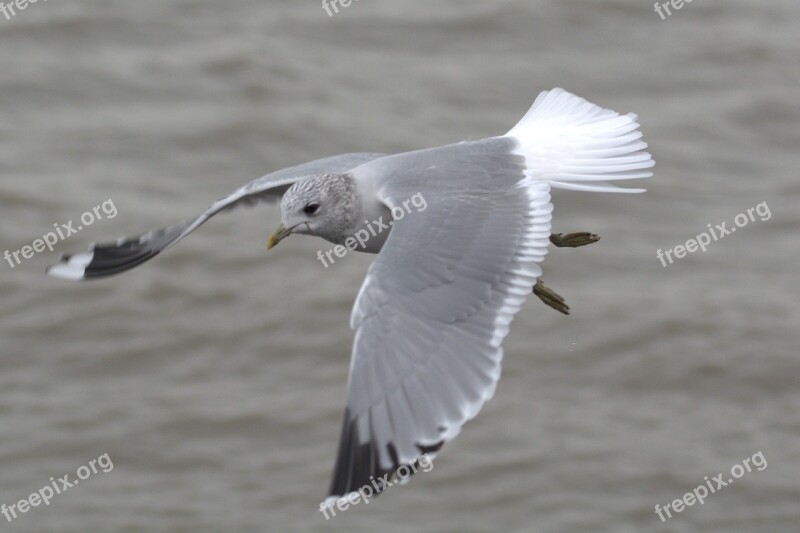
505,88,654,193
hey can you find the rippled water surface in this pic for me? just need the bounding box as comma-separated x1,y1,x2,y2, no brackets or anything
1,1,798,531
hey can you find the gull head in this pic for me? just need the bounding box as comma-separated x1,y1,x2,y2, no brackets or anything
268,173,361,249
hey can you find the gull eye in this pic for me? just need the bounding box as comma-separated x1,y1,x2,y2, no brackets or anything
303,202,320,215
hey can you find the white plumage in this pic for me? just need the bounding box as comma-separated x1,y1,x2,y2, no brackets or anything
47,89,654,507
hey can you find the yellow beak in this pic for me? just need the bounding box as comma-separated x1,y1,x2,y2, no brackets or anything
267,223,293,249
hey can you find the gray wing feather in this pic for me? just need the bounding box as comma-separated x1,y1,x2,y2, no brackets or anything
46,152,385,280
327,140,553,499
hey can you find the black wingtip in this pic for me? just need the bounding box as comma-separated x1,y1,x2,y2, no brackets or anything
326,408,443,503
46,220,191,281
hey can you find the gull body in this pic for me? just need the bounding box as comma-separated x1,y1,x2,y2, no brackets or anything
48,89,654,506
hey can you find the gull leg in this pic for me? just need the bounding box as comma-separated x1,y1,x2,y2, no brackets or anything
533,278,570,315
550,232,600,248
534,232,595,315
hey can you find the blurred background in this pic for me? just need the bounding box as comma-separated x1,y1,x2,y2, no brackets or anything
1,0,798,531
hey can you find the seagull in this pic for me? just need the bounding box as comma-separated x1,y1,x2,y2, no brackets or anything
48,88,654,505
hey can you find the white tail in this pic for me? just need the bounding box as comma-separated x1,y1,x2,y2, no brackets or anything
505,88,654,193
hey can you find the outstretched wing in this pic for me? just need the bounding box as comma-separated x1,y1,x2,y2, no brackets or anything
326,138,552,501
325,88,654,501
46,152,384,280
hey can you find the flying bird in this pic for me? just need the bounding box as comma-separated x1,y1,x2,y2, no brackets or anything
48,88,654,504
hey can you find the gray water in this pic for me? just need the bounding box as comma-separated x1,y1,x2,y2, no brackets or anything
1,1,798,531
